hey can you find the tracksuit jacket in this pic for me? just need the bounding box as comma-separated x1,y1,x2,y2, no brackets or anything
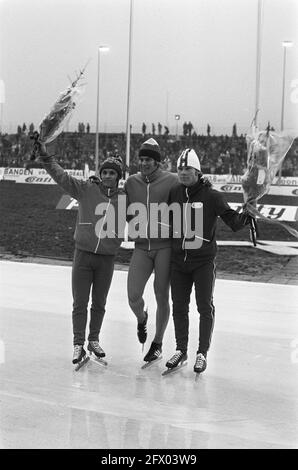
124,167,179,250
41,157,125,255
169,177,250,262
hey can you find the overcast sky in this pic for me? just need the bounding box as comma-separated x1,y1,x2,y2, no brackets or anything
0,0,297,135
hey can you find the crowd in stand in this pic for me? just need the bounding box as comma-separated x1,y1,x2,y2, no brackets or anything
0,122,298,176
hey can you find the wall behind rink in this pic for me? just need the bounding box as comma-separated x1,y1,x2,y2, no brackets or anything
56,194,298,222
0,167,85,183
1,167,298,222
1,166,298,190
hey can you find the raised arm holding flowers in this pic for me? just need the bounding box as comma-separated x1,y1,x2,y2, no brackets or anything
27,62,88,167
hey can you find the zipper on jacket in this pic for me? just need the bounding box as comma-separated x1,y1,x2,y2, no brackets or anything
94,196,111,253
182,187,189,261
146,180,151,251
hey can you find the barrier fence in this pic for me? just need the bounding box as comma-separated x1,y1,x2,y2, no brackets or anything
1,167,297,222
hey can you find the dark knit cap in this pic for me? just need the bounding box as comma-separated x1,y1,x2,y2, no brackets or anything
138,138,161,162
99,155,123,180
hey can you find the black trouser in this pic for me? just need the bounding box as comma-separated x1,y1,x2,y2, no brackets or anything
170,257,216,355
72,248,115,345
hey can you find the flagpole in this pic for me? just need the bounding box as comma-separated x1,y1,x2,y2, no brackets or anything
0,104,3,134
254,0,263,129
125,0,134,179
0,79,5,134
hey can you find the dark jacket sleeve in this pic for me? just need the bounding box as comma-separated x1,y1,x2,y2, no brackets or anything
214,191,250,232
40,156,87,200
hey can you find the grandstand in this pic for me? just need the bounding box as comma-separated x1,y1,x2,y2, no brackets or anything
1,129,298,176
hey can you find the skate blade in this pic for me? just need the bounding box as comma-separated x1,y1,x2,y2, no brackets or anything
194,367,206,377
90,353,108,366
194,371,203,382
162,360,187,376
74,355,90,372
141,356,162,369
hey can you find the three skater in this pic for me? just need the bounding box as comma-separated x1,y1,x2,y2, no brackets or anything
37,143,125,367
37,140,252,376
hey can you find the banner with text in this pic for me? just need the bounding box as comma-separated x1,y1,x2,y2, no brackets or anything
56,195,298,222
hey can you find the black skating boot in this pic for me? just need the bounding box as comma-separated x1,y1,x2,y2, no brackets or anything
165,350,187,369
88,341,105,358
72,345,86,364
193,353,207,373
143,341,162,362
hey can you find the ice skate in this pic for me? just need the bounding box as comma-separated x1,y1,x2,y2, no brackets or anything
193,353,207,374
141,341,162,369
88,341,108,366
162,350,187,376
137,309,148,351
73,345,90,371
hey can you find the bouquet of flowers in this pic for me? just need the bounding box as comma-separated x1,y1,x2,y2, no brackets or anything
242,124,297,243
29,63,88,163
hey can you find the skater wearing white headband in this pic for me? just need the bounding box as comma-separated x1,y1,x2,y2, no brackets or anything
164,148,253,375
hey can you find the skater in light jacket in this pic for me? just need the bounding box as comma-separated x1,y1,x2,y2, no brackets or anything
165,148,252,374
37,143,125,366
124,138,179,364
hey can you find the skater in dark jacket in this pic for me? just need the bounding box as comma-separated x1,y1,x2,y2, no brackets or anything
37,143,125,366
165,148,252,374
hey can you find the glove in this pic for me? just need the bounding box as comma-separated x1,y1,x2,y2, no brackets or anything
241,203,258,225
238,211,253,226
89,175,101,184
242,202,257,217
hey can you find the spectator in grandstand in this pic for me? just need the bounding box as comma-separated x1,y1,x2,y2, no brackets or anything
165,148,252,374
188,121,194,136
36,142,125,368
4,130,297,176
124,137,179,364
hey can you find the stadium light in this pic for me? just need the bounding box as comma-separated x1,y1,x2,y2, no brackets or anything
280,41,293,131
95,45,110,175
175,114,180,139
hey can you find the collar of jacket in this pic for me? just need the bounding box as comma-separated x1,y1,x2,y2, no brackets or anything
141,166,162,183
183,178,205,197
92,177,119,198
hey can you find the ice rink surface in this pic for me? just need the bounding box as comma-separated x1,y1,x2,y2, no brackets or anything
0,260,297,449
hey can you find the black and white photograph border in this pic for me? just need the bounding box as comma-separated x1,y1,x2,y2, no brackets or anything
0,0,298,453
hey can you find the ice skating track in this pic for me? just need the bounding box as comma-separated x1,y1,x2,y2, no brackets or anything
0,260,297,449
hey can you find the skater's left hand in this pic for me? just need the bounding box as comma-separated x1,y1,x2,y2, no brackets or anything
240,203,256,226
35,142,48,157
242,203,256,218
